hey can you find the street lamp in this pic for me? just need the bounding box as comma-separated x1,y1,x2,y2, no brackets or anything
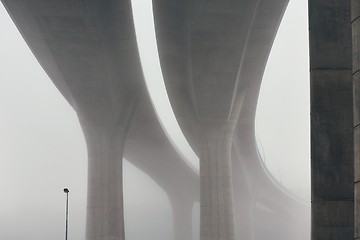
63,188,69,240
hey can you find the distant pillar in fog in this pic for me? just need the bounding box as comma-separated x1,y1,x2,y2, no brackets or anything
309,0,354,239
167,194,194,240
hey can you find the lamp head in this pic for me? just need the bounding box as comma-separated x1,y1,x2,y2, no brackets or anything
63,188,69,193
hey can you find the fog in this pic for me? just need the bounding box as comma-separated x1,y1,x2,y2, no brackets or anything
0,0,310,239
257,0,310,200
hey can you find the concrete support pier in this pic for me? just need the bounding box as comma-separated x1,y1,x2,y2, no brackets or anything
125,95,199,240
309,0,354,239
151,1,257,238
352,1,360,238
81,124,130,240
197,123,236,240
167,195,194,240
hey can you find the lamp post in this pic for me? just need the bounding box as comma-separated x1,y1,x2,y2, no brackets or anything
63,188,69,240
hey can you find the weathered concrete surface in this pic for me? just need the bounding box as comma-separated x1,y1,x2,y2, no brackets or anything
309,0,354,239
352,1,360,238
1,1,143,239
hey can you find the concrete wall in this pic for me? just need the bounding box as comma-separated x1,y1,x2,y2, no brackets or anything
309,0,354,239
352,0,360,238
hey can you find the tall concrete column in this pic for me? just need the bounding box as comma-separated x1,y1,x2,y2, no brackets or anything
81,124,129,240
168,195,194,240
197,122,236,240
125,96,199,240
352,1,360,238
152,0,298,239
75,90,138,240
234,198,254,240
231,151,255,240
309,0,354,239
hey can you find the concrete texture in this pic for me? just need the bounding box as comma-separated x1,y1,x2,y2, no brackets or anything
352,1,360,238
309,0,354,238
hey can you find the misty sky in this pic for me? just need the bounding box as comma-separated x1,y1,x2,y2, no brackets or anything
0,0,309,239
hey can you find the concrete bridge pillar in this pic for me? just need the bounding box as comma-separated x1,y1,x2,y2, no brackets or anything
197,122,236,240
79,98,137,240
168,195,194,240
352,0,360,238
231,146,255,240
235,198,254,240
309,0,354,239
81,124,129,240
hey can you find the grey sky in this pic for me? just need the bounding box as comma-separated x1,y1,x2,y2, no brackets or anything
0,0,309,239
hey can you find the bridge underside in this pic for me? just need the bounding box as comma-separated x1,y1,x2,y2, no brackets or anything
1,0,314,239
